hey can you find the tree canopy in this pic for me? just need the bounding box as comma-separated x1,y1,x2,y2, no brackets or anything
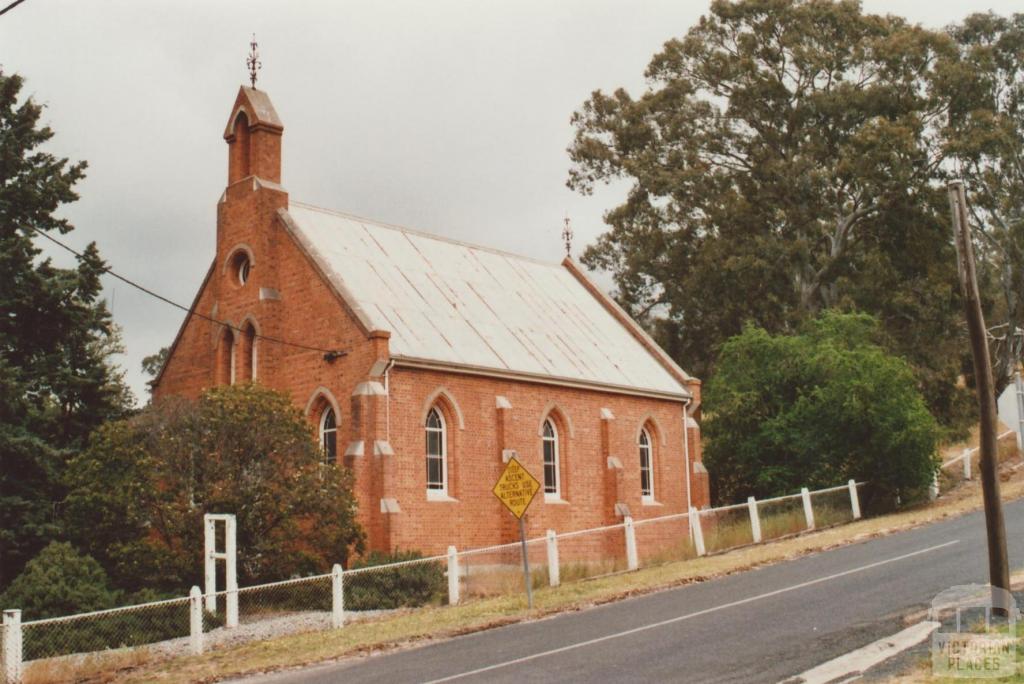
938,12,1024,396
0,70,131,589
703,312,939,510
63,384,365,594
568,0,972,428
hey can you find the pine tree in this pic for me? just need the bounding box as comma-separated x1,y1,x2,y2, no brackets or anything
0,71,131,588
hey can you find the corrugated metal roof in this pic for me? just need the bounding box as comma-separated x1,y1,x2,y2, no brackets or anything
286,202,689,398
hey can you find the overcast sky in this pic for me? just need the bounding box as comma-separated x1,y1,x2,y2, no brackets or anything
2,0,1020,403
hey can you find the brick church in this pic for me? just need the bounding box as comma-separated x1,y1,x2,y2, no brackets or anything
152,85,710,554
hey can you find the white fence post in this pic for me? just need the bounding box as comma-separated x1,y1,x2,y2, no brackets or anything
447,546,460,606
747,496,762,543
203,516,216,613
624,516,639,571
689,507,706,557
546,529,560,587
801,487,815,530
331,564,344,628
963,448,972,480
225,515,238,629
929,472,939,501
848,479,862,520
189,586,204,656
3,609,23,684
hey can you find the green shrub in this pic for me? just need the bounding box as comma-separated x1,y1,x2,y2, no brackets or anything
0,542,117,620
64,384,365,595
345,550,445,611
1,542,225,660
704,312,940,512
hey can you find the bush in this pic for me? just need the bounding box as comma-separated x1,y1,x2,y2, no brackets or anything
345,550,445,611
704,312,939,512
1,542,225,660
63,384,366,594
0,542,117,620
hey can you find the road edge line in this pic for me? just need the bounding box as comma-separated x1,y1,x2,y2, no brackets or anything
782,620,941,684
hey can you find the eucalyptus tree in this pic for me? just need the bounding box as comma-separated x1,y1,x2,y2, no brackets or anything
940,12,1024,396
568,0,966,422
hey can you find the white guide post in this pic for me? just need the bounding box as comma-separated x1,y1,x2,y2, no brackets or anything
331,564,344,628
801,487,815,530
189,586,204,655
747,496,762,543
203,513,238,627
929,472,939,501
689,507,706,557
546,529,560,587
963,448,972,480
848,480,862,520
624,516,639,571
447,546,460,606
3,609,23,684
1016,371,1024,450
203,516,216,613
225,516,238,628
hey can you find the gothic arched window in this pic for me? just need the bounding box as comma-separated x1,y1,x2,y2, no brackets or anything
426,407,447,494
639,427,654,501
542,419,560,499
320,406,338,466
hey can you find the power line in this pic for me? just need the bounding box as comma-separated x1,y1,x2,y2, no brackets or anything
26,225,348,359
0,0,28,17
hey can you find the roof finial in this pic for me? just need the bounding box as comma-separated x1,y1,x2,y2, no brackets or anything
561,214,574,258
246,34,262,88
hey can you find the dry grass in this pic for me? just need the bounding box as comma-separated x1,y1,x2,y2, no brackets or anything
45,464,1018,684
22,647,154,684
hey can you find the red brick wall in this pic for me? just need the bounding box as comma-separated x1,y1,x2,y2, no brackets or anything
383,367,707,556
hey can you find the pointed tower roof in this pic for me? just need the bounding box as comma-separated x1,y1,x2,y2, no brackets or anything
223,86,283,139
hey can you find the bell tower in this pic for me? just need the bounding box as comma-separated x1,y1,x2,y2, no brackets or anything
223,86,283,185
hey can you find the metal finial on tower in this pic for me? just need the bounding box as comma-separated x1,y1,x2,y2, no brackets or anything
246,34,262,88
561,215,574,258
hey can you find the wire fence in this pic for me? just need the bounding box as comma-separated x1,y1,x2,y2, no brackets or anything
2,479,868,683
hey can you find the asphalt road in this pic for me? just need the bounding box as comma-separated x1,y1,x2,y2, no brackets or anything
240,500,1024,684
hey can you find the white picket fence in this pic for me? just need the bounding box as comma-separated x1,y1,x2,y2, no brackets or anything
1,480,866,683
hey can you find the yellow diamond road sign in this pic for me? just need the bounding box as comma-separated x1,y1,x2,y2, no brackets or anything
492,457,541,519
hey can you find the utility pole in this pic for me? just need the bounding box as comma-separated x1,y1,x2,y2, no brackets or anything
948,180,1010,608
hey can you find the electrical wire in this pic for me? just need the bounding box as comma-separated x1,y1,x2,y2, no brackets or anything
0,0,28,17
25,224,348,359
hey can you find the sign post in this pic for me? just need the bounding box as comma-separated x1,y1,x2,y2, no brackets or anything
492,457,542,609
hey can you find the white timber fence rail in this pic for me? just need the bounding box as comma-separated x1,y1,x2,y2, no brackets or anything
0,480,867,682
938,429,1017,482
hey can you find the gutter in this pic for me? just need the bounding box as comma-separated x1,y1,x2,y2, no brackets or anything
391,355,691,403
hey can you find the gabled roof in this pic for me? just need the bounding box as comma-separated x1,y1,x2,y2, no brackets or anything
282,202,692,400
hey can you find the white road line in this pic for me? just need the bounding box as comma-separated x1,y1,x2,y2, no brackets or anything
422,540,960,684
784,620,940,684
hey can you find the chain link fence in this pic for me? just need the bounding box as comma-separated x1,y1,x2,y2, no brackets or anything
21,597,200,662
3,480,866,683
